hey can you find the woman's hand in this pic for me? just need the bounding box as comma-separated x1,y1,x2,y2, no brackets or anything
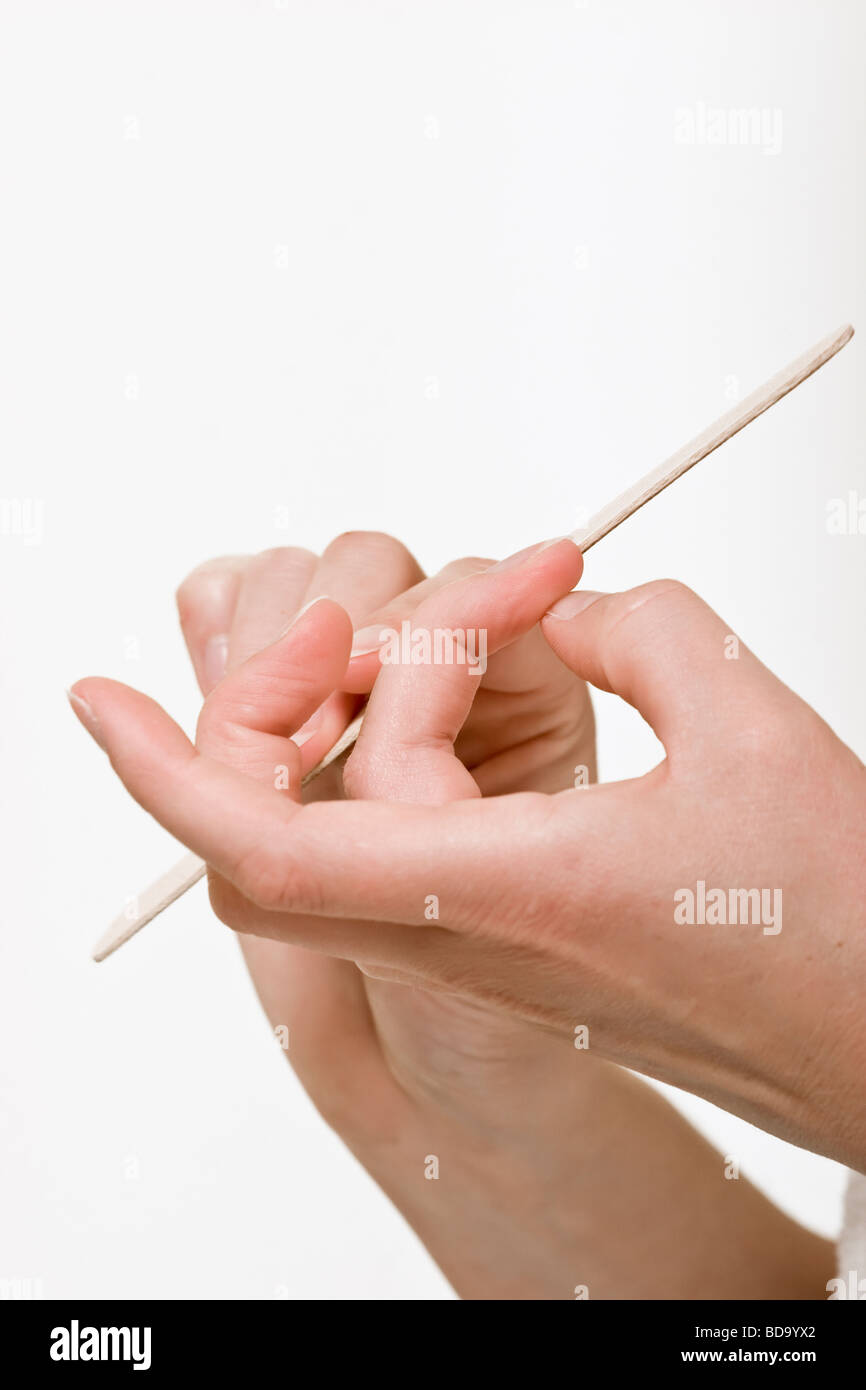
171,533,596,1137
70,538,866,1177
177,532,691,1302
69,533,844,1296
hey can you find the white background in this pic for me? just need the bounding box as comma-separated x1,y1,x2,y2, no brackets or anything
1,0,863,1299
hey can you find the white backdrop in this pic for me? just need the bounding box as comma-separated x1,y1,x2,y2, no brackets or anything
1,0,863,1299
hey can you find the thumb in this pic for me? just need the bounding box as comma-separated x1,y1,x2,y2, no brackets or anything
541,580,779,761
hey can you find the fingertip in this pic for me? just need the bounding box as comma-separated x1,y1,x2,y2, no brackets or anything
174,555,248,618
542,590,606,623
277,595,354,651
69,676,195,771
199,595,357,753
70,674,164,718
67,680,108,751
340,650,381,695
68,675,139,722
543,535,584,589
69,674,119,701
548,535,585,569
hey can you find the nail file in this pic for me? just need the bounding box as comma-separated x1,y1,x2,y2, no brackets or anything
91,323,854,962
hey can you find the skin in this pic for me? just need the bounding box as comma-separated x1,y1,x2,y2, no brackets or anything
69,532,863,1298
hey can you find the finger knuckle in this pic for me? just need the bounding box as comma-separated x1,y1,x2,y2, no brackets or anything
326,529,400,554
438,556,494,581
195,711,259,763
413,557,494,625
631,578,695,611
324,530,420,578
600,580,701,649
247,546,317,582
174,557,237,619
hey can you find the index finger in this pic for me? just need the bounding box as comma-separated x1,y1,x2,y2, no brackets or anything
69,675,527,928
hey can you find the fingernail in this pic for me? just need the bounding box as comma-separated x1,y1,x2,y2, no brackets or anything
489,537,573,572
66,689,107,751
291,728,319,751
544,590,605,620
203,633,229,688
349,625,386,659
291,711,322,749
278,596,330,639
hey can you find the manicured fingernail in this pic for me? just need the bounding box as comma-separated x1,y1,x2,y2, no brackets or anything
66,689,107,751
544,590,605,620
203,633,229,688
291,711,322,749
489,537,573,572
350,625,385,659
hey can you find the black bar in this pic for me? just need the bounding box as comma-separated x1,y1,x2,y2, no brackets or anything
3,1298,862,1375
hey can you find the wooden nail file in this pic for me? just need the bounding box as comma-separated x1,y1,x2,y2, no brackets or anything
91,323,854,962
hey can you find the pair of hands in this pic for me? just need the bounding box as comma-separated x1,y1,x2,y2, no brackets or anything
71,531,866,1187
